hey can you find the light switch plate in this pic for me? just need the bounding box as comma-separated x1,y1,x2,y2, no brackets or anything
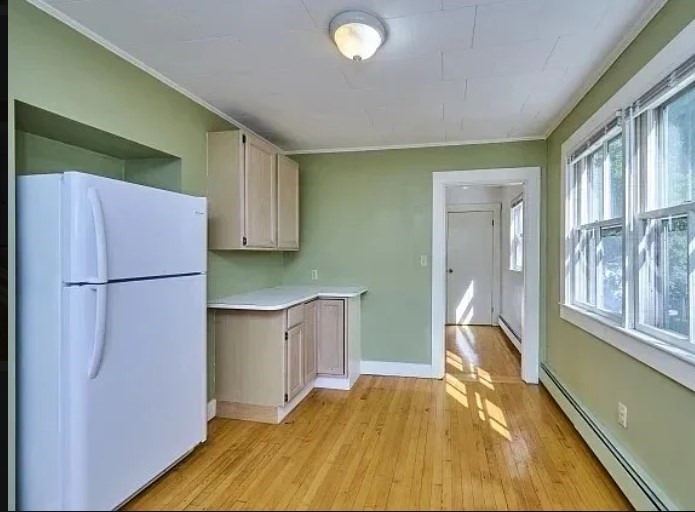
420,255,428,267
311,269,318,280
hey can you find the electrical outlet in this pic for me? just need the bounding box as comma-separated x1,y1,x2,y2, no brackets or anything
420,254,428,267
311,269,318,280
617,402,628,428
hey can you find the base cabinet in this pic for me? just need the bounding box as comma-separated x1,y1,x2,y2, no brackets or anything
317,300,345,376
214,297,356,424
285,324,304,402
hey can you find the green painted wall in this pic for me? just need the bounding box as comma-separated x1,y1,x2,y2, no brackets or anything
545,1,695,508
283,143,547,363
15,130,125,179
124,158,182,192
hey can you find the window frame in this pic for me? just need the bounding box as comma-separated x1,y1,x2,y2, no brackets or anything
509,195,524,272
560,53,695,392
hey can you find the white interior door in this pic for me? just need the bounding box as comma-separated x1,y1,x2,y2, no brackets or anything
62,274,206,510
446,211,494,325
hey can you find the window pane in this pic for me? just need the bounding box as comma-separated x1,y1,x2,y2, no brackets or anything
576,161,590,225
607,136,624,219
663,86,695,207
510,201,523,271
598,226,623,314
663,217,689,335
640,216,690,337
589,147,604,222
574,229,595,306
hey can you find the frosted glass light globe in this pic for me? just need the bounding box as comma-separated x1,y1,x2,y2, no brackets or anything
329,11,386,62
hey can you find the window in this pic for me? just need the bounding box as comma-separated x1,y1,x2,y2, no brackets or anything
570,130,624,319
566,55,695,354
510,197,523,271
635,83,694,346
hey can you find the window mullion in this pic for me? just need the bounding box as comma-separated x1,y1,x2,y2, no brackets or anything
625,109,636,330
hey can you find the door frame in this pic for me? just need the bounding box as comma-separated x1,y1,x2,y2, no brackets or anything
446,203,501,326
432,167,541,384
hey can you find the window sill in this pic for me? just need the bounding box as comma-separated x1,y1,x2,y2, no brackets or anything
559,303,695,392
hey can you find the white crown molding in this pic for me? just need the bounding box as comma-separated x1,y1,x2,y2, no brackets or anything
284,135,544,155
23,0,285,154
542,0,669,139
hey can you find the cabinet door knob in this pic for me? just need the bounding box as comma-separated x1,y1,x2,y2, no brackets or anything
448,269,453,274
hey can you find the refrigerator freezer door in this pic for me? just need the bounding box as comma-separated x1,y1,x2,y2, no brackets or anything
62,172,207,284
62,274,206,510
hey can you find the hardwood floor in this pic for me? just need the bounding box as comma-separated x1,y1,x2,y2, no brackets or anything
125,326,631,511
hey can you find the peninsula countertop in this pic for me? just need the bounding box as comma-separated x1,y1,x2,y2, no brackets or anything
207,285,368,311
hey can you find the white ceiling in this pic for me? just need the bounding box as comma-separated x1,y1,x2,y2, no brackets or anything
44,0,657,152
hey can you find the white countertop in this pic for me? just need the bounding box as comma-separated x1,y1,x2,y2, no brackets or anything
208,285,367,311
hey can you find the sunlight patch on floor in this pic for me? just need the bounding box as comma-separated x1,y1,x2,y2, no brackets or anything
445,325,513,441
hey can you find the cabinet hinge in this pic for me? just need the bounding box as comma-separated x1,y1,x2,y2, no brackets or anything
284,393,288,403
242,236,248,246
284,331,289,341
242,134,246,144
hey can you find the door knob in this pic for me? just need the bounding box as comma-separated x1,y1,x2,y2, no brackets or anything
448,269,453,274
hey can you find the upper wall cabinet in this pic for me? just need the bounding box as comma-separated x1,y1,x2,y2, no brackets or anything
276,154,299,250
207,131,299,251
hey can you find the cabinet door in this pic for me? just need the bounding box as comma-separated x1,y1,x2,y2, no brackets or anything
244,136,276,248
277,154,299,250
317,300,345,375
304,301,318,382
285,324,304,401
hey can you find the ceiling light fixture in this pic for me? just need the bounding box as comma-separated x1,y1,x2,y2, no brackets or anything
329,11,386,62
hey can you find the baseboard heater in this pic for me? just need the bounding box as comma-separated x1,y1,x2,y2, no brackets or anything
497,315,521,353
541,363,672,511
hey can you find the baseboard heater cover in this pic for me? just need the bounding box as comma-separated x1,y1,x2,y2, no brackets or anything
498,315,521,353
541,363,674,511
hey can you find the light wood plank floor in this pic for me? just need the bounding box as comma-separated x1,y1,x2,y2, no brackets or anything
125,326,631,511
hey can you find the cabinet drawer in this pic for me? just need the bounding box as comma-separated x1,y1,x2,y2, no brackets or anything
287,303,304,328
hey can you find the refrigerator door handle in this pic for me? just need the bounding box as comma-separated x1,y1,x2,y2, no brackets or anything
87,187,108,283
88,284,108,379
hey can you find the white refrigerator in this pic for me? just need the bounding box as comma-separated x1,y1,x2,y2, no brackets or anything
17,172,208,511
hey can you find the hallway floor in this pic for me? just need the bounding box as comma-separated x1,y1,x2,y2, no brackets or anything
125,326,631,511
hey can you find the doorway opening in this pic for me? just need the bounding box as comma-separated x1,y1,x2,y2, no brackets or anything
432,168,541,384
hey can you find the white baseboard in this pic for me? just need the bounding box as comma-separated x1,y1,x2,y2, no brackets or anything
360,361,434,378
314,376,352,390
540,365,674,511
207,399,217,422
498,316,521,353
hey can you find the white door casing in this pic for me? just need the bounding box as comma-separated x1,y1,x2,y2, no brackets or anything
446,211,495,325
432,167,541,384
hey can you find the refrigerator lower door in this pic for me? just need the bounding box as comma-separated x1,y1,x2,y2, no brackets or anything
61,171,207,284
62,274,206,511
